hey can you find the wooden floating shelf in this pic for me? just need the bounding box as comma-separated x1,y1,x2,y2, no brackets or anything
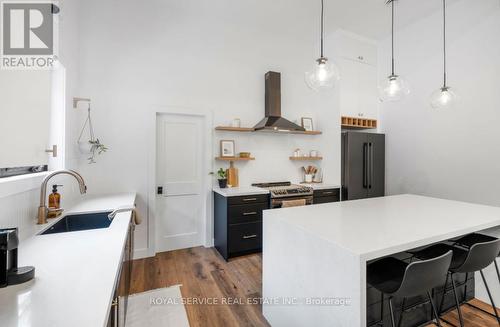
289,156,323,161
341,116,377,129
215,157,255,161
289,130,322,135
215,126,322,135
215,126,255,132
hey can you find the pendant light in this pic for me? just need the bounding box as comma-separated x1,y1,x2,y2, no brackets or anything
379,0,410,102
430,0,458,109
305,0,340,91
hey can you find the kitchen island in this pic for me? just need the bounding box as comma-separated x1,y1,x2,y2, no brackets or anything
262,194,500,327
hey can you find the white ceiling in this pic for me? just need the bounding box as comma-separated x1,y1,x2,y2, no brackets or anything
325,0,459,40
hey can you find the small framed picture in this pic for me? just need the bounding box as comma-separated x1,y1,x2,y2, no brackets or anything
301,117,314,131
220,140,235,157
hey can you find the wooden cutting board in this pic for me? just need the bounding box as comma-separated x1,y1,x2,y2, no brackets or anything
226,162,239,187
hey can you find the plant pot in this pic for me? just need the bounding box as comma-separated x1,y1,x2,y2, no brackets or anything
218,179,228,188
77,141,92,155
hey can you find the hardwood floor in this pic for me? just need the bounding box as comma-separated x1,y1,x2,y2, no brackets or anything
130,247,499,327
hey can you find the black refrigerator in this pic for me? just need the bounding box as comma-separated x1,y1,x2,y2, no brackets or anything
341,132,385,201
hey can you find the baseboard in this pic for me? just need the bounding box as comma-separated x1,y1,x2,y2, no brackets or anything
133,247,152,259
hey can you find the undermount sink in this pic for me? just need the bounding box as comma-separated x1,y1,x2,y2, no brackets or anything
40,211,113,235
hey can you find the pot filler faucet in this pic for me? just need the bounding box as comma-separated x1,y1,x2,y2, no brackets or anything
37,170,87,225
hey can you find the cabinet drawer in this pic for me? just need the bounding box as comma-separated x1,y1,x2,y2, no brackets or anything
228,203,267,224
313,188,340,198
228,222,262,254
227,194,269,206
313,196,339,204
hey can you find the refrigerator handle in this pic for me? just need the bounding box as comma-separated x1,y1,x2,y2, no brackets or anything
363,143,368,188
369,142,373,189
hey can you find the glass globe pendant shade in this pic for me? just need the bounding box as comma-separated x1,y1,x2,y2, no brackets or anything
379,74,410,102
305,57,340,91
430,86,458,109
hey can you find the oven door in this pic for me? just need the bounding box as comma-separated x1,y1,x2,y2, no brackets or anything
271,196,313,209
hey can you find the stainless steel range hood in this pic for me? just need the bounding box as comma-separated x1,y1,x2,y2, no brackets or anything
253,72,306,132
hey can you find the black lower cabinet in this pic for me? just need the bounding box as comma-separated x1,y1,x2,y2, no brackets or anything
214,192,269,260
367,257,474,326
313,188,340,204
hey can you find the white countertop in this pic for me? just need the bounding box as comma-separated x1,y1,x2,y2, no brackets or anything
213,186,270,197
265,194,500,261
298,183,340,190
0,193,136,327
213,183,340,197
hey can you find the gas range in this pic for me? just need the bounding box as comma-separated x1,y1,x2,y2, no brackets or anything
251,182,313,198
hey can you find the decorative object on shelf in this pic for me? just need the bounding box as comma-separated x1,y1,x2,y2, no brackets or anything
341,116,377,129
216,168,227,188
302,165,318,183
220,140,235,158
231,118,241,128
301,117,314,131
379,0,410,102
293,148,302,157
430,0,458,109
313,168,323,183
226,162,238,187
310,150,319,157
77,100,109,164
305,0,340,91
239,152,251,158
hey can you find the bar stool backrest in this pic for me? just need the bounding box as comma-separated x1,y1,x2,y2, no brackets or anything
392,251,452,298
454,238,500,273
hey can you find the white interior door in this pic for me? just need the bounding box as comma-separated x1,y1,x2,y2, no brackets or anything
156,113,204,252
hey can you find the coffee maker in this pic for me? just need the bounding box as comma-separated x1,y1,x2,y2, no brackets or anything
0,228,35,288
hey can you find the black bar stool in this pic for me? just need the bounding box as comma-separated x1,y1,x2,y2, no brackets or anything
410,238,500,327
452,233,500,320
367,251,453,327
453,233,500,282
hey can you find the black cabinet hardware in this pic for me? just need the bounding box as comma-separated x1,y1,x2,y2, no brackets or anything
243,234,258,239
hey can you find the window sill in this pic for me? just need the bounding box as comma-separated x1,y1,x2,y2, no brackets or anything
0,172,50,198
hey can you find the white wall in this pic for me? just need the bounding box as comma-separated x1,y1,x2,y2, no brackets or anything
378,0,500,304
68,0,343,257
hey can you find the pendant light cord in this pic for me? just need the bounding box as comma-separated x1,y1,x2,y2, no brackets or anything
443,0,447,88
320,0,324,58
391,0,395,76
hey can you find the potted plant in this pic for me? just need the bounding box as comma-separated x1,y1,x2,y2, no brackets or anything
217,168,228,188
88,138,108,164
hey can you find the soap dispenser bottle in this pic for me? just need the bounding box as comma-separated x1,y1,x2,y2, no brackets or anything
48,184,62,218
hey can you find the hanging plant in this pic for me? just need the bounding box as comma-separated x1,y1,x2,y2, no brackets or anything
77,104,109,164
88,138,108,164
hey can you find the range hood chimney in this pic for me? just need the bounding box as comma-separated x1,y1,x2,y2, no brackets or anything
253,72,306,132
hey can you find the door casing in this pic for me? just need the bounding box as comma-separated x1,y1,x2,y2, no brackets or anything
147,106,213,258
